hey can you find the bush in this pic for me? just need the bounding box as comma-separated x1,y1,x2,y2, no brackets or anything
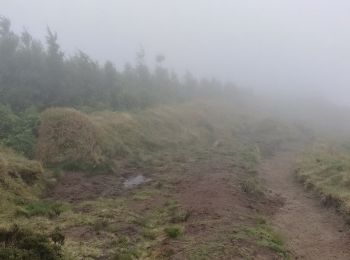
0,104,38,158
0,224,64,260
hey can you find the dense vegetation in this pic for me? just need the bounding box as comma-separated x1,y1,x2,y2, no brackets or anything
0,16,234,113
0,225,64,260
0,104,38,158
0,15,238,159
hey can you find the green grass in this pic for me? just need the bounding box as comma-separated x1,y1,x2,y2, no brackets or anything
17,200,65,218
232,223,289,258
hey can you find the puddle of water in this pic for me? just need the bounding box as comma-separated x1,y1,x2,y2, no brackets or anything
123,175,150,189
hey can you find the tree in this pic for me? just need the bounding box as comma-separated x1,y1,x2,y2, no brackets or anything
44,28,65,106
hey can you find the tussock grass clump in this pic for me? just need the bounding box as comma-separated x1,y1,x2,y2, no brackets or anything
37,108,103,171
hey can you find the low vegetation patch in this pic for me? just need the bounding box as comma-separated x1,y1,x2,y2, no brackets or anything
164,225,183,239
17,201,65,218
240,176,265,197
233,223,289,258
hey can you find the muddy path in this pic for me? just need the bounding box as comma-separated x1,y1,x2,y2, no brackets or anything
260,144,350,259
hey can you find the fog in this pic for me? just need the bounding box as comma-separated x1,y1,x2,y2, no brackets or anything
2,0,350,105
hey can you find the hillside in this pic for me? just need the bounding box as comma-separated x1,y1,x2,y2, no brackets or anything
0,98,301,259
296,144,350,217
2,14,350,260
0,147,43,220
35,99,289,173
2,96,350,259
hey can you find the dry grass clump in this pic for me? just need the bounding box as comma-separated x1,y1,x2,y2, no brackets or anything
37,108,103,170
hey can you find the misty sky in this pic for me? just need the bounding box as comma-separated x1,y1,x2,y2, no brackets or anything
2,1,350,105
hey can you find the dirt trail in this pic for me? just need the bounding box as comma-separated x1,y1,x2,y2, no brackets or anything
260,144,350,259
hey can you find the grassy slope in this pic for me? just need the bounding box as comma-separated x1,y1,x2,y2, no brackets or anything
1,99,296,259
296,144,350,216
36,100,252,171
37,99,299,172
0,146,43,221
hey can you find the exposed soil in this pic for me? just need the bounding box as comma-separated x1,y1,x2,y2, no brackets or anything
169,169,282,259
48,142,350,259
260,143,350,259
50,172,123,201
51,172,150,202
51,151,285,259
153,155,285,259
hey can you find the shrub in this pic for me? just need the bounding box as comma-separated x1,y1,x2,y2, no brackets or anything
0,104,38,158
0,224,64,260
0,104,18,140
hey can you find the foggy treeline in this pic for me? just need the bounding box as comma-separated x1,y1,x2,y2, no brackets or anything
0,17,235,112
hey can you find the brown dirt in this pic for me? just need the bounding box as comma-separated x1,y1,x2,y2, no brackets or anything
260,143,350,259
50,172,123,201
50,171,150,202
53,152,285,259
155,157,284,259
